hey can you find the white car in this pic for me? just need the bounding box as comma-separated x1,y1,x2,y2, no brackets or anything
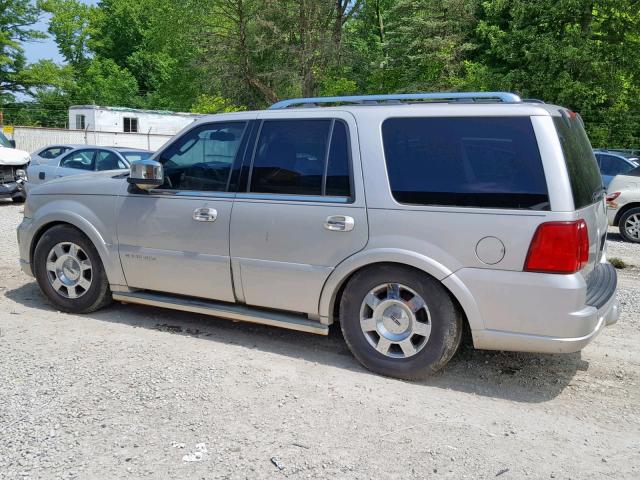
30,144,80,165
27,146,153,187
0,131,30,203
606,166,640,242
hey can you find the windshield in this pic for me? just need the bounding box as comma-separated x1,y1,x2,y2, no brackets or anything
122,151,153,163
0,131,12,148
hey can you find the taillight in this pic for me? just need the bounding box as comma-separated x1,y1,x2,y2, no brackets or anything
606,192,621,208
524,220,589,274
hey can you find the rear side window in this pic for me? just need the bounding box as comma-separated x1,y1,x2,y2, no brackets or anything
249,119,351,197
382,117,549,210
553,116,603,208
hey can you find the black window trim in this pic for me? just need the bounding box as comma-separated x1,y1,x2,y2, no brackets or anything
144,120,250,197
59,148,97,170
380,115,551,211
241,117,355,203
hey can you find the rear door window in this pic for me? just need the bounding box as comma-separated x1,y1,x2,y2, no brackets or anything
249,119,352,198
382,117,549,209
553,116,603,208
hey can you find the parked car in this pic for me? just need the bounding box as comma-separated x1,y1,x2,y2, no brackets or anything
606,165,640,243
594,149,639,187
17,92,619,379
0,131,30,203
30,144,81,165
27,146,153,186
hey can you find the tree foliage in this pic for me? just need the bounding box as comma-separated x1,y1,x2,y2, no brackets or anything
1,0,639,146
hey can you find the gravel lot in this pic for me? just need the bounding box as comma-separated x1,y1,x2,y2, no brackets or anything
1,201,639,479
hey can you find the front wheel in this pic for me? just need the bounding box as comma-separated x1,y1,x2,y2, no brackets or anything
619,207,640,243
33,225,112,313
339,265,463,380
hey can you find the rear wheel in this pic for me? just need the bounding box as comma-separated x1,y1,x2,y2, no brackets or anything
339,265,463,379
12,195,25,203
34,225,112,313
619,207,640,243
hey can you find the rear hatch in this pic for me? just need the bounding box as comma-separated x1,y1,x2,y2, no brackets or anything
553,113,608,277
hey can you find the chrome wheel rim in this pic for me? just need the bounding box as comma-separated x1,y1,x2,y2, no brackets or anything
624,214,640,240
46,242,92,299
359,283,431,359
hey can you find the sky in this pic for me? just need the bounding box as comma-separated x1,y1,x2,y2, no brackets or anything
21,0,98,65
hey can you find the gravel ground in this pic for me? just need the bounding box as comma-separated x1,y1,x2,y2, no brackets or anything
1,201,640,479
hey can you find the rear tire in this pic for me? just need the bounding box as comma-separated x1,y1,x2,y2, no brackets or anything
619,207,640,243
339,265,463,380
12,195,25,203
33,225,112,313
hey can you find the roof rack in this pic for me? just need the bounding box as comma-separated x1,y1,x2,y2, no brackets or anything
269,92,522,109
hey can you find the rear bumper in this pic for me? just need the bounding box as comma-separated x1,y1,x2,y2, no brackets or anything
472,291,619,354
453,262,619,354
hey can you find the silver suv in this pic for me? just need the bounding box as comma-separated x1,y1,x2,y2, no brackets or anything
17,92,620,379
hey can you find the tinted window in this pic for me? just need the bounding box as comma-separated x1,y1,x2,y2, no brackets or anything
325,121,351,196
599,154,633,176
249,119,351,197
553,117,603,208
122,151,152,163
60,150,95,171
159,122,246,191
96,150,127,171
382,117,549,209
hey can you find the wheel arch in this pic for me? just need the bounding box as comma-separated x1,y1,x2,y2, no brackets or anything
29,211,125,285
318,249,484,334
614,202,640,226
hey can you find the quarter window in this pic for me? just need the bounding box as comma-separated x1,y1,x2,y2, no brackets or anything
124,117,138,133
40,147,70,159
158,122,247,191
382,117,549,210
60,150,95,171
249,119,351,197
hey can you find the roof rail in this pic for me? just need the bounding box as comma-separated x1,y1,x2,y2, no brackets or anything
523,98,545,104
269,92,522,109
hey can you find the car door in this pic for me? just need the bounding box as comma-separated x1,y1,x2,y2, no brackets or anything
55,149,97,179
229,110,368,315
116,120,252,301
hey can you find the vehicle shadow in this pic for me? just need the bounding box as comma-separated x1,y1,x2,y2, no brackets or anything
6,281,586,404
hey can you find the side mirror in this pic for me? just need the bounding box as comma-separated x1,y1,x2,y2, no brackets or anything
127,159,163,190
9,139,16,148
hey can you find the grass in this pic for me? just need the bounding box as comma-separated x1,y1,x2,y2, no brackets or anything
609,257,628,269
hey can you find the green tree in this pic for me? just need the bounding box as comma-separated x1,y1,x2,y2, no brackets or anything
0,0,46,100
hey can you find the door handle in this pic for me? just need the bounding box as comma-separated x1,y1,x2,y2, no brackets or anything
193,207,218,222
324,215,355,232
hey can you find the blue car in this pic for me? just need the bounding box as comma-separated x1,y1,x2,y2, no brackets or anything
594,149,639,187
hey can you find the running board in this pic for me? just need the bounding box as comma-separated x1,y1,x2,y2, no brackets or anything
112,291,329,335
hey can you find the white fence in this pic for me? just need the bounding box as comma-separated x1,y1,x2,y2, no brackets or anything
10,126,174,153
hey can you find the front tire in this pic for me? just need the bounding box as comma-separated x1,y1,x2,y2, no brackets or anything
619,207,640,243
33,225,112,313
339,265,463,380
